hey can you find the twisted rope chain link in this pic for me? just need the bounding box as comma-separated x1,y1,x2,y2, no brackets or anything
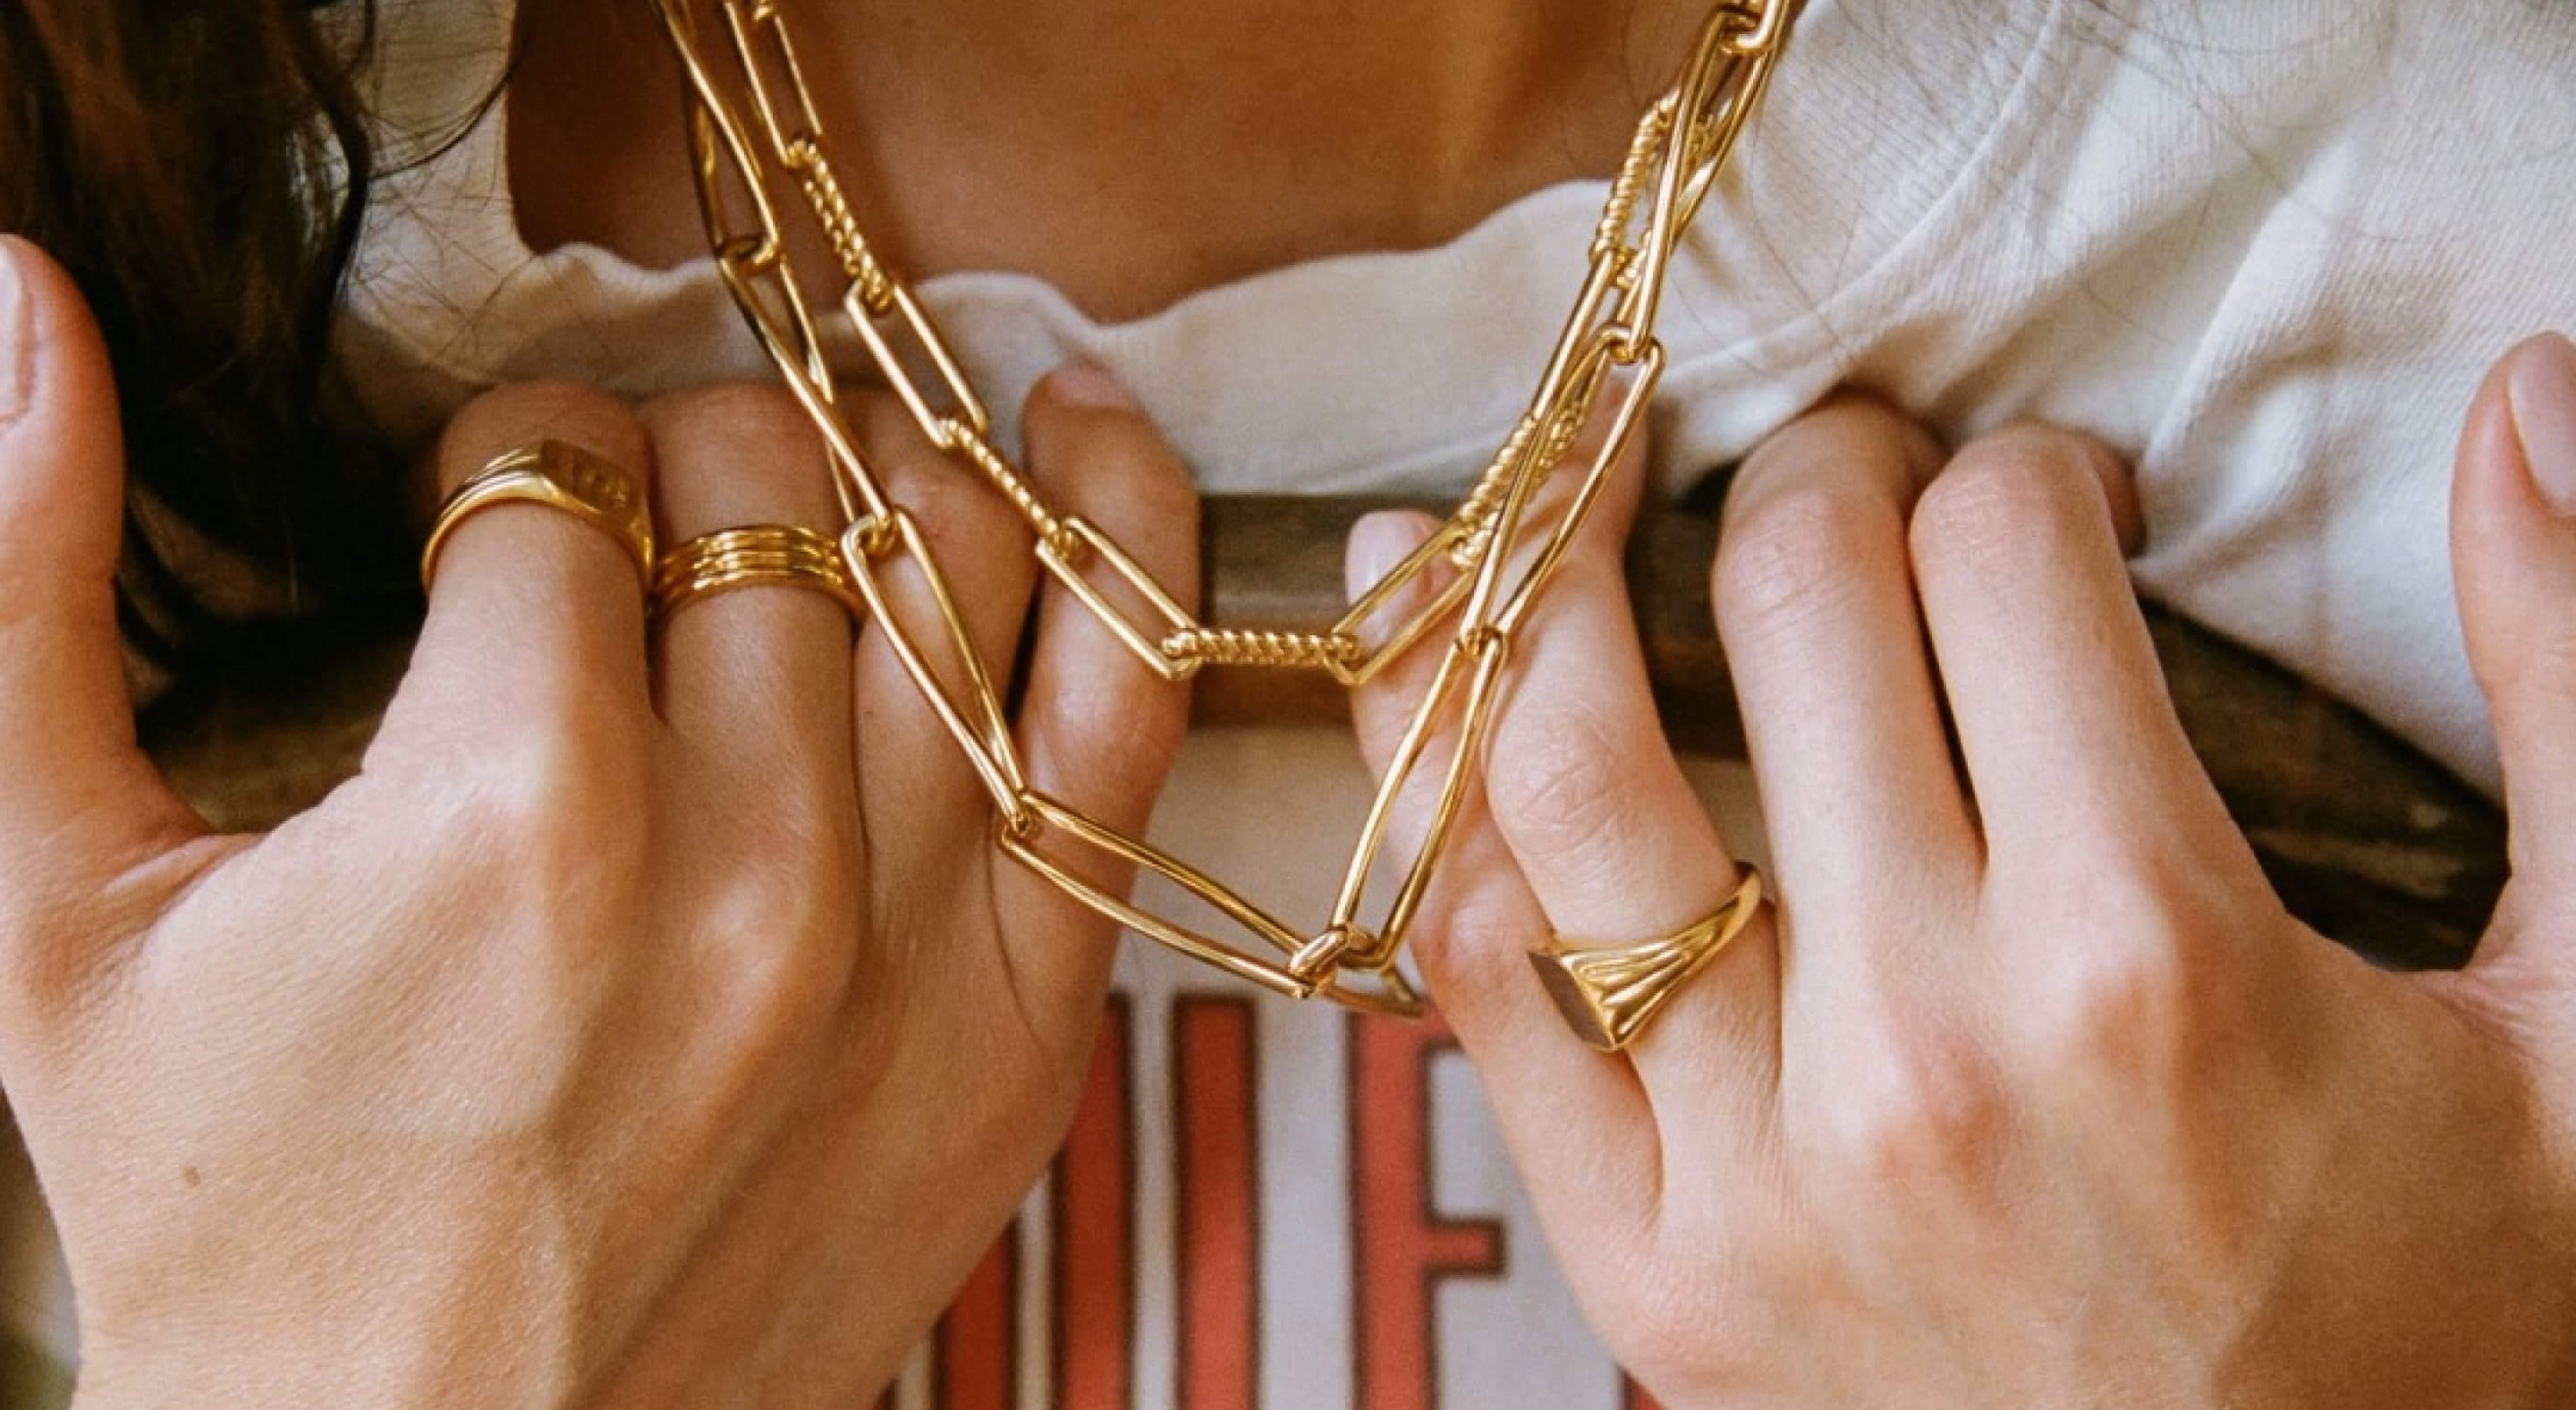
649,0,1794,1014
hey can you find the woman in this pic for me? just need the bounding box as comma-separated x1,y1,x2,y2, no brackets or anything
3,0,2572,1402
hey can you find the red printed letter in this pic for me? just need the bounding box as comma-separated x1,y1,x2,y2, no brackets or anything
1055,999,1134,1409
935,1233,1016,1410
1175,997,1260,1408
1350,1013,1504,1410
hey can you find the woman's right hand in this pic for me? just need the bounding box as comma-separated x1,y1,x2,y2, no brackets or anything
0,235,1197,1406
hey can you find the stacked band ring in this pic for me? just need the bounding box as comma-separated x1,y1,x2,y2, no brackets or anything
653,523,863,621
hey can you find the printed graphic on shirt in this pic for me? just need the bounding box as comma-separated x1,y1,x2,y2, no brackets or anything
876,981,1635,1410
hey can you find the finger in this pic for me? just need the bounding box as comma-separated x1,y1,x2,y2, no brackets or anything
2455,334,2576,931
1715,395,1977,973
847,398,1039,849
988,365,1199,1021
1345,507,1661,1236
640,384,854,798
0,238,201,875
385,380,655,760
1473,429,1780,1146
1906,422,2233,871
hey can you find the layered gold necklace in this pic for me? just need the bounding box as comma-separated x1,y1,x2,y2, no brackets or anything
648,0,1793,1016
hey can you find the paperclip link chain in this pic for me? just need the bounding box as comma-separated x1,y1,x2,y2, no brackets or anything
650,0,1794,1015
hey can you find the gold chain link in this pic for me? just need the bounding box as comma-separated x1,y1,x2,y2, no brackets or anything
650,0,1794,1015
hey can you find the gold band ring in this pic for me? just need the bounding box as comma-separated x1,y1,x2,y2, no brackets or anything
1529,866,1767,1052
420,441,655,592
653,524,863,621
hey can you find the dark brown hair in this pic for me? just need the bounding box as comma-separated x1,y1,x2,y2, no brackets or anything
0,0,405,677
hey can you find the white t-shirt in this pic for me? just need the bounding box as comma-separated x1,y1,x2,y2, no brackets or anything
12,0,2574,1402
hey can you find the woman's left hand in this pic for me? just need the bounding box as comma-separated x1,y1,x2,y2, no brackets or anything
1347,347,2576,1406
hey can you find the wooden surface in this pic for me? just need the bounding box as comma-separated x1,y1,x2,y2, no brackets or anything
142,496,2505,970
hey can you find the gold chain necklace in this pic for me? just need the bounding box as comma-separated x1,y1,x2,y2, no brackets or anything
648,0,1794,1016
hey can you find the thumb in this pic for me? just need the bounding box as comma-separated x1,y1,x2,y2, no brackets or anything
2454,333,2576,923
0,237,201,888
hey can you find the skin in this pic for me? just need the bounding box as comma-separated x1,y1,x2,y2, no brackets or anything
1343,351,2576,1406
0,234,1198,1406
4,0,2572,1398
509,0,1708,319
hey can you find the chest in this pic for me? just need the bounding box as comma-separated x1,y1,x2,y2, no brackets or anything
504,0,1699,322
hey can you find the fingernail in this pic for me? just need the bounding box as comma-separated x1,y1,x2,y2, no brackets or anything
2506,332,2576,518
1046,359,1140,412
0,239,30,426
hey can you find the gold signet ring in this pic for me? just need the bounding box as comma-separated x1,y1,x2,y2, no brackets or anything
1529,866,1766,1052
419,441,656,593
654,524,862,621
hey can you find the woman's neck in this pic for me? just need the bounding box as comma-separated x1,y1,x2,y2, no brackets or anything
511,0,1705,321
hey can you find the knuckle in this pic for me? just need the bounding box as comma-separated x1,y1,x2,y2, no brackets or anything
644,380,817,463
1713,487,1888,650
2055,941,2182,1051
418,758,650,986
1970,418,2123,471
1908,432,2097,565
1485,694,1636,859
697,853,859,1032
852,389,947,471
441,381,640,488
445,764,571,862
645,378,802,432
456,379,636,437
1826,1026,2006,1185
1068,433,1198,538
714,781,855,904
454,717,644,866
642,382,835,521
2039,930,2223,1085
1039,398,1185,484
1741,393,1930,478
1406,888,1539,1018
879,454,1025,555
2009,865,2250,1085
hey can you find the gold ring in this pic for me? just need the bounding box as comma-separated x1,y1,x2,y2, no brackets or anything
1529,866,1766,1052
653,524,862,621
420,441,655,592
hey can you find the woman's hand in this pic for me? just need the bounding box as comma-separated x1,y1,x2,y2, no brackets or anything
0,236,1195,1406
1348,342,2576,1406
